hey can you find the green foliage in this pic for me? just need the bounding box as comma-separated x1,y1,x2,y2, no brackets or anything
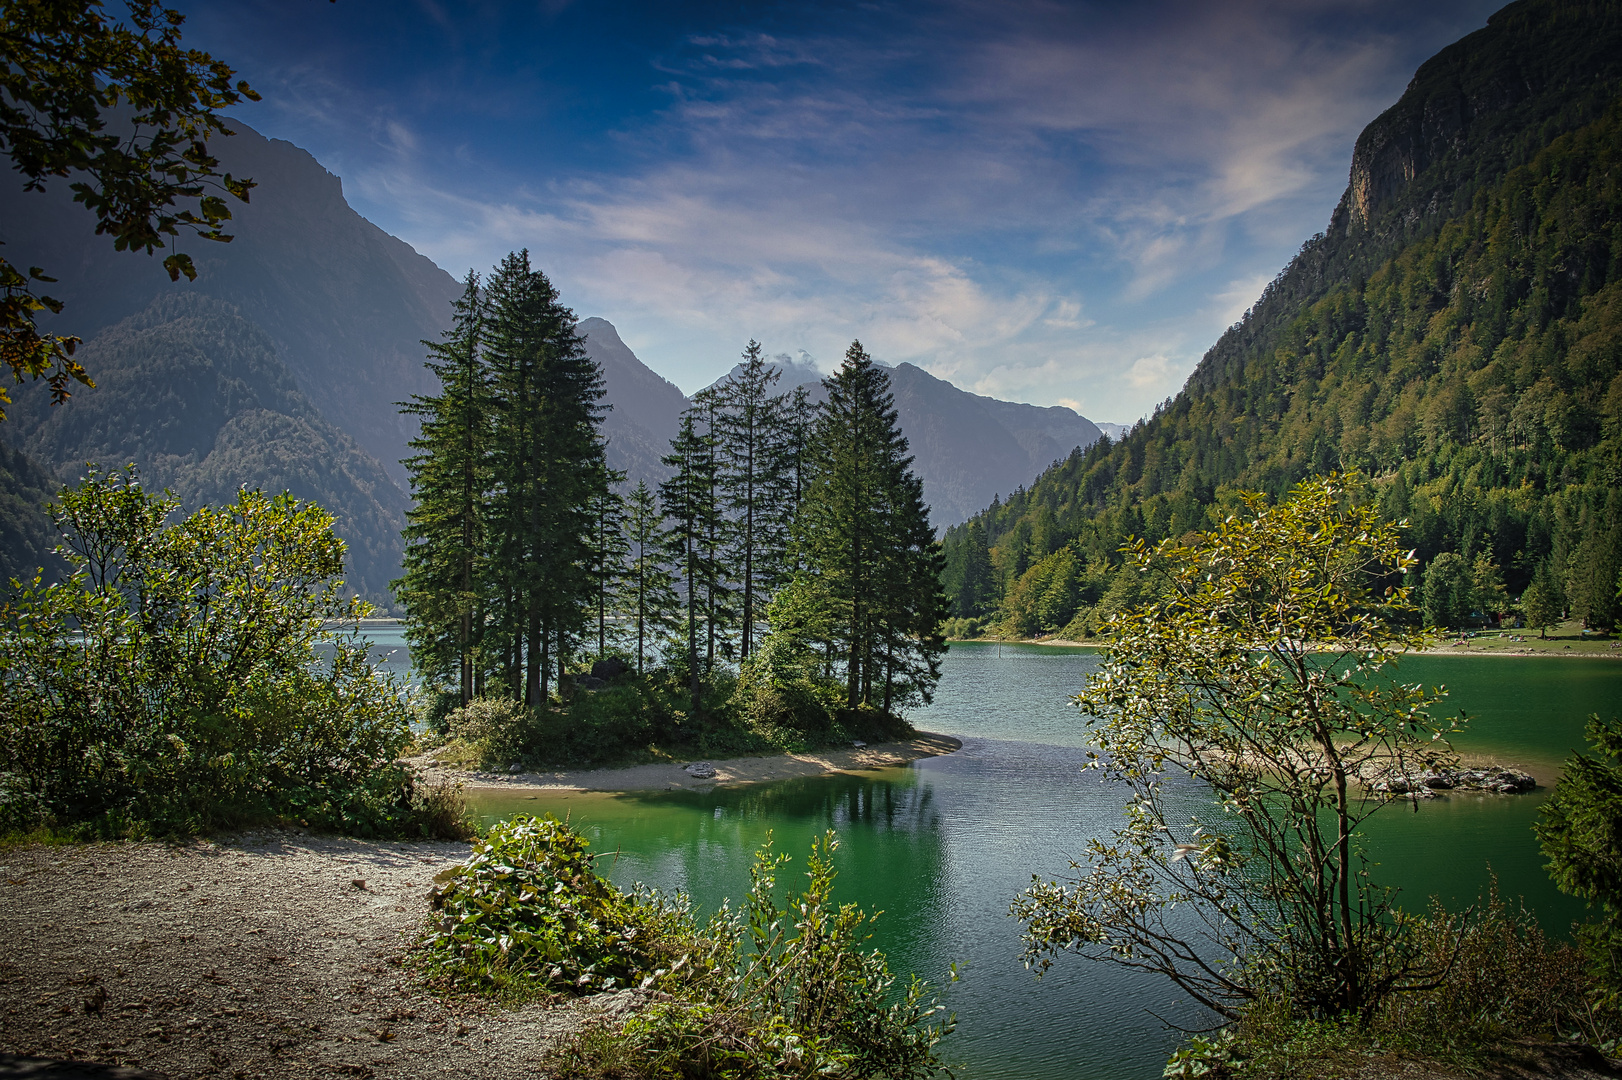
0,465,447,837
398,272,490,705
1537,714,1622,998
442,697,535,770
1421,551,1474,628
733,657,841,752
622,478,679,675
781,341,948,717
545,829,953,1080
943,78,1622,636
1520,560,1567,636
419,815,714,999
1014,477,1462,1022
1176,887,1617,1079
483,250,609,705
0,0,259,416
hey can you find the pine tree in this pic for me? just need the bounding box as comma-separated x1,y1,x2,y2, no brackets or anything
714,340,795,659
660,411,722,714
397,271,488,707
586,468,628,658
789,341,946,714
483,250,607,706
622,480,678,674
1567,492,1622,632
1522,559,1566,638
690,389,736,669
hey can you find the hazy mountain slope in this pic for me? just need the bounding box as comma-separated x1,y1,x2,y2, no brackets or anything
0,117,461,488
705,355,1104,526
0,442,65,587
578,317,688,486
886,364,1103,526
4,295,407,601
943,0,1622,630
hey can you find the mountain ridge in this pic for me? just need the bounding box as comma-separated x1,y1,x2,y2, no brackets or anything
942,0,1622,635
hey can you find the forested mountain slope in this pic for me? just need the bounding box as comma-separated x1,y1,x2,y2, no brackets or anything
3,296,407,602
0,117,461,489
943,0,1622,635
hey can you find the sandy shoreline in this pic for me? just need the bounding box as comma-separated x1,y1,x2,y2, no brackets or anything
407,731,963,793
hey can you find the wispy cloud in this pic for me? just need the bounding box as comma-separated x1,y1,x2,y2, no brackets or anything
210,0,1504,421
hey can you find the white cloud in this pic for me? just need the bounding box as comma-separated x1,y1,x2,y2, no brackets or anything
264,0,1504,421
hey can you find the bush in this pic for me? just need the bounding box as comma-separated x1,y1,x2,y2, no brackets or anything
0,467,444,838
456,824,955,1079
417,815,720,999
442,697,536,769
733,661,839,751
1171,886,1621,1078
940,615,986,640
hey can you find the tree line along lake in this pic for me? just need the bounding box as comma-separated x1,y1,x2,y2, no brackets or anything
361,630,1621,1080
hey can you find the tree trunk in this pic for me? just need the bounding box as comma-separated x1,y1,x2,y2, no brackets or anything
525,605,542,707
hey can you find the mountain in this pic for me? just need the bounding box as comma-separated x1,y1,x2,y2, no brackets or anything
3,294,408,601
0,441,66,587
881,364,1103,526
0,116,461,489
943,0,1622,635
578,317,689,486
706,354,1105,526
0,109,1107,590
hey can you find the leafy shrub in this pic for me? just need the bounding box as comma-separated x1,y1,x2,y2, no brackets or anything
418,815,721,998
1184,886,1621,1078
940,616,986,640
553,831,951,1079
423,818,953,1078
442,697,536,769
1538,714,1622,1002
0,467,445,838
733,661,839,751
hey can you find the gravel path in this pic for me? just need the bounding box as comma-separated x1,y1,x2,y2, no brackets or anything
0,833,636,1079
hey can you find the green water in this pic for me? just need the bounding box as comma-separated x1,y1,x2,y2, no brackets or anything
463,644,1622,1080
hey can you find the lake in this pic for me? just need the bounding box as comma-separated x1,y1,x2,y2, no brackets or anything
430,639,1621,1080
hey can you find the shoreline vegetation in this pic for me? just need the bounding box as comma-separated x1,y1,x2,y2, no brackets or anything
945,621,1622,658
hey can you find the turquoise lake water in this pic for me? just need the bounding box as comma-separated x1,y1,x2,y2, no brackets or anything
383,633,1620,1080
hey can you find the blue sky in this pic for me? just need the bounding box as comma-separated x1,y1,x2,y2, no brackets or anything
190,0,1504,422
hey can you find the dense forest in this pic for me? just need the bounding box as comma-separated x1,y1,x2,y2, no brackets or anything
942,0,1622,639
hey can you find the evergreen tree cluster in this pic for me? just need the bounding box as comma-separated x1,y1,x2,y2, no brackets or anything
400,268,947,746
944,65,1622,638
396,251,610,709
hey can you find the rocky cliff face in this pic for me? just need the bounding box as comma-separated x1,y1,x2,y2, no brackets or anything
1190,0,1622,399
1343,0,1622,230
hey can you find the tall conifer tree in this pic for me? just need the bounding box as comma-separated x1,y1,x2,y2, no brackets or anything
622,479,678,674
789,341,946,713
714,340,794,659
660,411,722,714
483,250,607,706
397,271,488,706
586,468,628,657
